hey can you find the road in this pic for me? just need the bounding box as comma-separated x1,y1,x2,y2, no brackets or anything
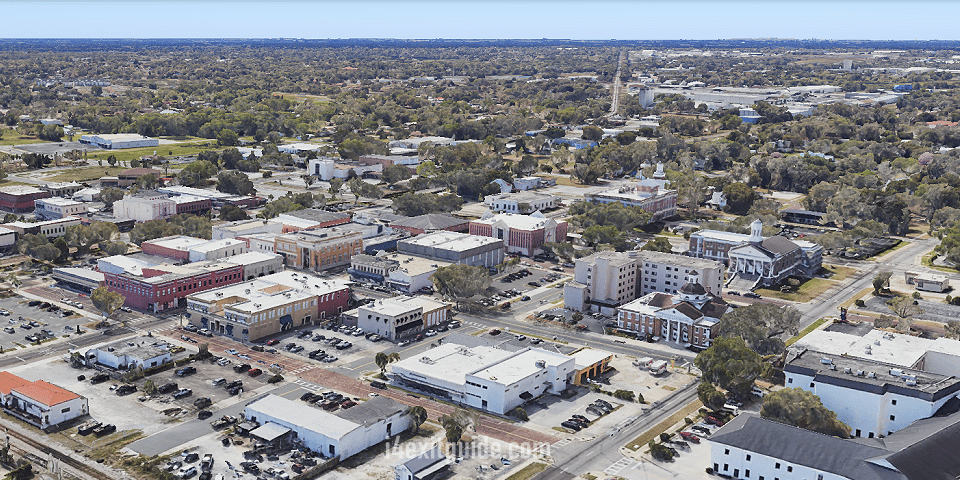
608,49,626,116
534,381,699,480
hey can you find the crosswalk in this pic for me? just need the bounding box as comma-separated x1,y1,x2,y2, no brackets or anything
287,365,317,375
604,457,635,476
291,378,323,391
552,438,572,448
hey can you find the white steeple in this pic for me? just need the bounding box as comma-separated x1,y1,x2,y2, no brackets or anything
653,161,666,179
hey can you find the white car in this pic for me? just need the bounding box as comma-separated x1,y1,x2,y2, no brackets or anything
425,330,437,337
176,465,197,478
224,349,238,355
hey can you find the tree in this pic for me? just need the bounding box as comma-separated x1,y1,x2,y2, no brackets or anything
439,408,479,445
382,164,413,185
642,237,674,253
91,286,125,325
431,264,490,300
328,178,344,199
143,380,158,395
107,155,117,166
945,321,960,340
99,240,128,256
217,171,255,196
887,295,922,319
408,406,428,434
722,182,758,215
697,382,727,411
873,271,892,295
100,187,125,208
347,177,383,204
30,243,61,262
582,225,628,251
391,192,463,216
52,237,69,262
135,173,160,190
582,125,604,142
178,160,218,187
374,351,401,375
760,387,851,438
65,222,119,257
301,174,316,189
717,303,802,355
571,311,584,324
217,128,239,147
219,204,249,221
695,336,764,399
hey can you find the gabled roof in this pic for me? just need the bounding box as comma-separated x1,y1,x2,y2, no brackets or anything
761,235,800,255
0,372,30,395
666,302,704,320
12,380,80,406
646,293,674,308
709,414,904,480
391,213,468,231
679,281,706,296
698,299,730,319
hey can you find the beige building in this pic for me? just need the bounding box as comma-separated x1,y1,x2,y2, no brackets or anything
274,228,363,271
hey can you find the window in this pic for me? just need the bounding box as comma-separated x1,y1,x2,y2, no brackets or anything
810,382,815,388
775,463,780,470
724,449,729,455
746,455,751,461
787,378,793,383
61,407,70,413
892,399,897,405
745,470,750,478
890,415,895,421
787,466,792,473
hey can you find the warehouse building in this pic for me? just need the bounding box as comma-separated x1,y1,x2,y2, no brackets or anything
0,372,88,430
243,394,411,460
390,342,575,414
79,133,159,149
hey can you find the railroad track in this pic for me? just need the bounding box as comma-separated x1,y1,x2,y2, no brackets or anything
5,426,115,480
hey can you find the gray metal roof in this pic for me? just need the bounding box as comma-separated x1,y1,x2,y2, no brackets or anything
334,396,407,427
391,213,468,231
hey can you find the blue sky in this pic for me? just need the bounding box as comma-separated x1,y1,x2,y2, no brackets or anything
3,1,959,40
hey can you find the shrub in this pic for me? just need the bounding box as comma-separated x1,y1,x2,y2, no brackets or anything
613,389,635,402
706,467,714,474
684,417,693,425
261,171,273,178
659,433,672,442
267,374,283,384
509,407,529,421
855,299,866,307
912,291,921,299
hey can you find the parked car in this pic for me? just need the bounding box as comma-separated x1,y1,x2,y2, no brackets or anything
247,368,262,377
176,465,197,478
560,420,582,431
158,382,179,394
266,339,280,346
679,431,700,443
706,416,725,427
743,292,761,299
233,363,251,373
197,410,213,420
173,388,193,399
371,381,387,389
116,384,137,396
175,366,196,376
93,423,116,436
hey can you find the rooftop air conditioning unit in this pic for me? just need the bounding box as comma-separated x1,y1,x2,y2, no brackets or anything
844,367,852,374
868,372,876,379
535,360,546,368
245,289,251,294
905,378,917,386
857,370,864,376
890,369,903,377
820,358,833,365
829,364,837,370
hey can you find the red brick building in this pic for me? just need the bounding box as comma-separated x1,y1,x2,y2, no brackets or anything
0,186,51,212
98,255,244,312
468,211,567,257
173,195,212,215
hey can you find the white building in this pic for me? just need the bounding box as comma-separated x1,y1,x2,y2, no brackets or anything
484,192,560,214
358,297,424,341
4,216,82,239
397,231,504,268
905,271,950,292
385,255,449,293
512,176,555,191
393,445,450,480
79,133,159,149
390,342,576,415
213,219,283,240
307,157,383,181
187,239,248,262
244,394,411,460
784,349,960,439
34,197,87,220
240,233,279,253
72,187,102,202
564,251,639,315
113,195,176,223
41,182,84,198
222,251,284,280
0,372,89,430
585,178,678,222
82,336,172,370
635,250,724,296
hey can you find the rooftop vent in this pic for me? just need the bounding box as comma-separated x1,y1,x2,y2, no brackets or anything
868,372,876,379
829,364,837,371
857,370,865,377
419,356,434,365
890,368,903,377
245,289,251,294
535,360,546,368
844,367,852,374
820,358,833,365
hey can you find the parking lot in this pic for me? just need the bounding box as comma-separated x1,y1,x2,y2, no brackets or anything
0,296,93,348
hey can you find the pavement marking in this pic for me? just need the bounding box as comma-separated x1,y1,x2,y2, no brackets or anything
552,438,572,448
604,458,635,475
291,378,323,391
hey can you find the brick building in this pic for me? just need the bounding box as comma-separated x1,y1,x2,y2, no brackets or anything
172,195,212,216
469,210,567,257
390,214,469,236
98,255,244,312
0,186,51,212
274,228,364,271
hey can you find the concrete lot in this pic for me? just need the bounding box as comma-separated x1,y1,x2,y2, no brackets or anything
15,141,103,156
0,296,91,349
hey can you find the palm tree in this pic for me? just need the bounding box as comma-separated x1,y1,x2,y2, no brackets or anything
375,351,402,376
439,408,479,445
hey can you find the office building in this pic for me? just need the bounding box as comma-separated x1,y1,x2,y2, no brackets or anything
617,273,730,348
274,228,364,271
397,231,504,268
484,192,560,214
113,194,176,223
0,185,51,212
99,255,244,313
82,336,172,370
34,197,87,220
469,211,567,257
585,179,678,222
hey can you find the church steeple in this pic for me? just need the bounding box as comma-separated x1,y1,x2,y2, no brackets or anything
749,219,763,244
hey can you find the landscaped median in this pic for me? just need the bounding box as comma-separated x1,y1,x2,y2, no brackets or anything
622,398,703,454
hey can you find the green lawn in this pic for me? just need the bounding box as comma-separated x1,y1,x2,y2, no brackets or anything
45,166,126,183
625,398,703,451
0,135,51,146
785,317,829,347
922,251,960,274
821,264,857,282
505,462,547,480
757,277,835,302
85,142,219,164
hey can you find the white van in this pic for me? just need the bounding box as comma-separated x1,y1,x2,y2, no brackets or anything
649,360,668,375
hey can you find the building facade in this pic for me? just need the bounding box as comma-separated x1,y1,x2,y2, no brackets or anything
99,255,244,312
584,180,678,222
358,298,425,341
83,336,172,370
79,133,159,149
0,186,51,212
222,252,284,280
274,229,364,271
34,197,88,220
186,271,348,340
0,372,88,430
636,250,724,296
5,217,82,238
469,211,567,257
484,192,560,214
616,274,729,348
564,251,639,314
113,195,176,223
348,254,400,285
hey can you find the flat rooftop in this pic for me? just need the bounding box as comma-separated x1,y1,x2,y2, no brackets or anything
392,343,515,388
570,348,614,370
399,231,502,251
486,192,558,203
189,238,246,254
221,251,282,266
334,396,407,427
633,250,722,269
360,297,422,317
691,229,750,243
389,254,449,275
786,350,960,399
144,235,210,252
96,336,170,359
792,329,955,369
245,394,358,440
471,347,571,386
37,197,84,206
158,186,234,200
0,185,45,195
473,212,555,230
278,209,350,224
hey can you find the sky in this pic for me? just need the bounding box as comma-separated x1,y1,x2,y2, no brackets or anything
3,1,959,40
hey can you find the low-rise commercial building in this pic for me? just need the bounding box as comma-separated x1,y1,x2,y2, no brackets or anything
308,157,383,180
484,192,560,214
393,445,451,480
570,348,614,386
82,336,172,371
140,235,211,261
385,255,449,293
0,185,51,212
186,271,348,340
99,255,244,312
5,216,81,238
390,214,469,236
172,195,211,216
222,251,284,280
0,372,88,430
41,182,83,198
348,253,400,285
113,194,176,223
34,197,87,220
905,271,950,292
469,211,567,257
79,133,158,149
274,209,351,232
784,349,960,439
244,395,411,460
51,267,104,293
239,233,279,253
213,219,283,240
274,228,364,271
357,297,425,341
72,187,102,202
187,239,248,262
390,342,576,414
585,179,678,222
156,185,261,209
513,176,556,191
397,231,504,268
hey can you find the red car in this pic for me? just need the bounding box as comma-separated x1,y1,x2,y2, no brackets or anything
247,368,262,377
706,416,725,427
679,431,700,443
265,339,279,346
489,329,501,336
